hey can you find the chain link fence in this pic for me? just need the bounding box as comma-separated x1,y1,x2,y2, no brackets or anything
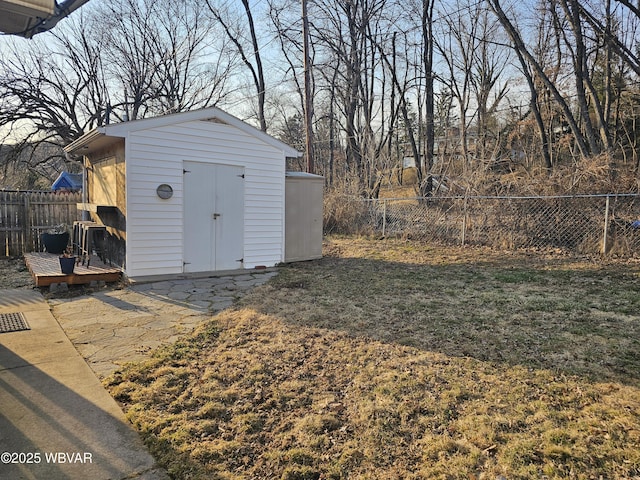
330,194,640,257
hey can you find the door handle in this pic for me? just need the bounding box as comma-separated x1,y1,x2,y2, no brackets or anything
212,213,221,219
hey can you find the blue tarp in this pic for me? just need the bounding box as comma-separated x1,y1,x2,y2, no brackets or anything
51,171,82,191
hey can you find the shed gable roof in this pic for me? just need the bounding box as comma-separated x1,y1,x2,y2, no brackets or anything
65,107,302,157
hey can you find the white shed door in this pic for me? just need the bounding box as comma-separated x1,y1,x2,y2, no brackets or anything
183,161,244,272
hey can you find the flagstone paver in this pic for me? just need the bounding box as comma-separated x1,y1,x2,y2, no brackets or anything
49,270,277,379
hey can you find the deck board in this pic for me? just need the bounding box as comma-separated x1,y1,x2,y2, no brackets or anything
24,253,122,287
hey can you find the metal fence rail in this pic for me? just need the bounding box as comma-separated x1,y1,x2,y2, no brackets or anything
0,190,82,257
355,194,640,256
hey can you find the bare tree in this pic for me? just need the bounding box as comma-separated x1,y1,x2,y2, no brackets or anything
435,0,476,170
0,0,233,183
487,0,592,159
95,0,230,121
0,13,107,175
421,0,436,196
580,1,640,78
554,0,609,153
469,5,511,163
435,1,511,171
311,0,390,196
150,2,233,114
95,0,160,121
206,0,268,131
369,30,420,188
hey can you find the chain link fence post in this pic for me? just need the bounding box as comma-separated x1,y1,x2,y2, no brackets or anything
382,199,387,237
461,196,468,246
602,194,611,255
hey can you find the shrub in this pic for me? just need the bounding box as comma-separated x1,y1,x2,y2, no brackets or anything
323,189,371,235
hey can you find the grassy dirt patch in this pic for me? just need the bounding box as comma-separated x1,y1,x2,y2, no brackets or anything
0,257,35,289
106,237,640,479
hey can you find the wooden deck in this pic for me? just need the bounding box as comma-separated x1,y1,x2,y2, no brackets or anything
24,252,122,287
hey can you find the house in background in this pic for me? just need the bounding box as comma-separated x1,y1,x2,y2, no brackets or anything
64,107,322,282
51,171,83,192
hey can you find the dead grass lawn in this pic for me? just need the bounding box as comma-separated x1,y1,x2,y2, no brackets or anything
106,237,640,479
0,257,35,289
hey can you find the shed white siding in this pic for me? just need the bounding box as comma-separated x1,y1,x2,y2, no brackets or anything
124,119,286,278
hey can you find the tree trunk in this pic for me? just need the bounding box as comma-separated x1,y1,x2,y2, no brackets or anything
421,0,435,196
488,0,591,159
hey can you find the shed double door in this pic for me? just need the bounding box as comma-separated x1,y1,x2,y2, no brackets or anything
183,161,244,272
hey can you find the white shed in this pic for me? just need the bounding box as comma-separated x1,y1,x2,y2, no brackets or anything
65,107,303,281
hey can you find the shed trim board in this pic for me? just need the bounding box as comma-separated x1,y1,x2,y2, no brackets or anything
65,107,301,280
66,107,300,158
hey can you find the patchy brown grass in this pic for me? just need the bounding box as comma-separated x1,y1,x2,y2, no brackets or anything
0,257,35,289
106,236,640,479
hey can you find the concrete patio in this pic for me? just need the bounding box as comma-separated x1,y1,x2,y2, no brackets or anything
0,288,169,480
48,271,278,378
0,268,277,479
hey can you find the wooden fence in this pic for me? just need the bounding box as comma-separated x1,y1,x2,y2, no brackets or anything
0,190,82,257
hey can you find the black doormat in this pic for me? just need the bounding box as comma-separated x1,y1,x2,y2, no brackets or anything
0,312,30,333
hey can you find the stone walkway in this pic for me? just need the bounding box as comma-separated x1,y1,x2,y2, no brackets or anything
0,289,170,479
49,271,277,379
